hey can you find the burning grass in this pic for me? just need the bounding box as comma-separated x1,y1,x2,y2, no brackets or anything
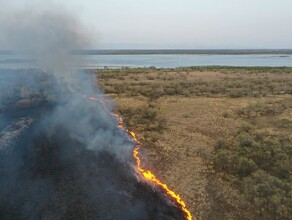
85,95,193,220
1,67,291,219
0,70,188,220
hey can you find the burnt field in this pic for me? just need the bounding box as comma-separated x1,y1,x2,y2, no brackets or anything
0,69,186,220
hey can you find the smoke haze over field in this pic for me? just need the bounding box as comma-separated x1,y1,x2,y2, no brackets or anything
0,2,185,219
0,1,91,71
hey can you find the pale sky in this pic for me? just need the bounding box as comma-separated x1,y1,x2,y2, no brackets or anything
2,0,292,49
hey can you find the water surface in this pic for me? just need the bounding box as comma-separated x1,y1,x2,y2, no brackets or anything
0,54,291,68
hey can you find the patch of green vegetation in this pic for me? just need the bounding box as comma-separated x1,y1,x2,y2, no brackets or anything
117,101,166,147
214,99,292,220
96,67,292,100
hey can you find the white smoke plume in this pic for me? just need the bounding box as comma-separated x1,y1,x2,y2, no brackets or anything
0,1,185,219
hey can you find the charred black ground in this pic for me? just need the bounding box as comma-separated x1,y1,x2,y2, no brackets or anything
0,69,185,220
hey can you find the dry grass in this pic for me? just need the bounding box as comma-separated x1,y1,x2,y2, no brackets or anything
97,67,292,220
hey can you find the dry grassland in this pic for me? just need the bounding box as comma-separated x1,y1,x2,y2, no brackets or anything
96,67,292,220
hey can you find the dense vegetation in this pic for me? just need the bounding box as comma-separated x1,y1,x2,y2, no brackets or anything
214,99,292,220
97,67,292,100
118,101,166,148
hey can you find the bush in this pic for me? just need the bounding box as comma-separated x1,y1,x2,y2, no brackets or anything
214,139,228,150
238,134,256,148
222,111,229,118
240,122,253,133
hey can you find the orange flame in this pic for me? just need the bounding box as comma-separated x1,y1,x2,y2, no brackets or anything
84,95,193,220
131,131,192,220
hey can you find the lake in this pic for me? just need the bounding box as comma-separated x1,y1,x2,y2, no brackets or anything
0,54,291,69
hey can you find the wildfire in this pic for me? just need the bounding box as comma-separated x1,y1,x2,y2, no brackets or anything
84,95,193,220
131,132,192,220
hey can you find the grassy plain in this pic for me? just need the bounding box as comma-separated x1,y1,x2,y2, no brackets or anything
96,67,292,220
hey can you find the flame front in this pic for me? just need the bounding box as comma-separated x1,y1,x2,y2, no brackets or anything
131,132,192,220
84,95,193,220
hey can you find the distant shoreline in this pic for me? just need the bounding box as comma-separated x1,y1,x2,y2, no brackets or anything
1,49,292,55
71,49,292,55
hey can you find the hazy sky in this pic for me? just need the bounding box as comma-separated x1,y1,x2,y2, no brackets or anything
2,0,292,49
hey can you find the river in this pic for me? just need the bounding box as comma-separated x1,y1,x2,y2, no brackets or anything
0,53,291,68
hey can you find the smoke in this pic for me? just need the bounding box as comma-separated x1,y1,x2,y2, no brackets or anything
0,2,185,219
0,1,92,86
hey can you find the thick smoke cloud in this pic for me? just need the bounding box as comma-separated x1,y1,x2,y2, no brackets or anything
0,1,91,85
0,2,184,219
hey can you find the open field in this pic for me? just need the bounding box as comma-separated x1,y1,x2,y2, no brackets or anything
96,67,292,220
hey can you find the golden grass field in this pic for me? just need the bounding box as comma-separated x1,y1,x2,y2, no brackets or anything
96,67,292,220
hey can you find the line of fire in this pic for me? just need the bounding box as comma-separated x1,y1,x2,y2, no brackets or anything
0,69,193,220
